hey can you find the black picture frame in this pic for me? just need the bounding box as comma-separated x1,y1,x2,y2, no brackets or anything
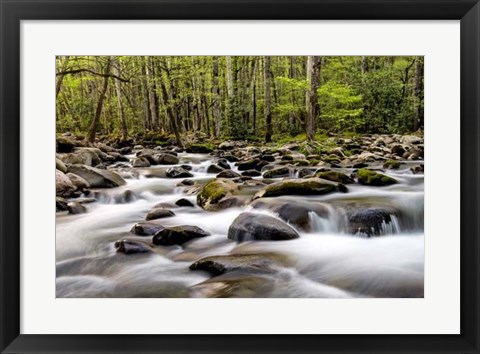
1,0,479,353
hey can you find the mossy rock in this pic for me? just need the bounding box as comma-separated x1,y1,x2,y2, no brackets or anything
186,143,214,153
316,170,354,184
253,177,347,199
262,166,290,179
356,169,398,186
197,178,239,211
383,159,401,169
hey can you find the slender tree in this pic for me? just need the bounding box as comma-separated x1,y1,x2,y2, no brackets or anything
87,57,112,143
264,56,272,143
305,56,321,141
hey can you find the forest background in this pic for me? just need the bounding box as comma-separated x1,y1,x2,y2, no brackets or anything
55,56,424,147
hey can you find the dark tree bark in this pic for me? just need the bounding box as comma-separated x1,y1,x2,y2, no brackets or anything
413,57,423,131
212,56,221,138
87,57,112,143
305,56,321,141
113,57,128,140
264,56,272,143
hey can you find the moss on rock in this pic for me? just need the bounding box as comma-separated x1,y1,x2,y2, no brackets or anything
197,178,239,211
253,177,347,199
383,159,401,169
357,169,397,186
316,170,354,184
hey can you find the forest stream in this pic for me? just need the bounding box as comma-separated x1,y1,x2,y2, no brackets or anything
56,138,424,298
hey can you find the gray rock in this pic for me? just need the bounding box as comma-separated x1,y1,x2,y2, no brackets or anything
228,212,300,242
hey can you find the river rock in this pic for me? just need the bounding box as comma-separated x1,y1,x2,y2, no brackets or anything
175,198,195,207
56,197,69,211
156,153,179,165
228,212,300,242
130,222,165,236
237,158,260,171
347,208,396,237
216,169,241,179
56,136,77,153
186,143,214,153
114,240,152,254
356,169,397,186
253,177,347,200
152,225,210,246
189,253,287,276
383,159,401,169
410,165,424,174
66,172,90,190
56,169,76,197
315,170,354,184
165,166,193,178
206,164,224,174
216,158,230,170
197,178,239,211
263,166,291,179
67,202,86,215
241,169,261,177
133,156,151,167
391,144,406,157
250,199,330,231
68,164,126,188
146,208,175,221
56,158,68,173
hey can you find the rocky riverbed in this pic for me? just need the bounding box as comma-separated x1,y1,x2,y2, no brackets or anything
56,134,424,298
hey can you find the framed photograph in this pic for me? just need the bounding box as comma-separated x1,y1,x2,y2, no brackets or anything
1,0,479,353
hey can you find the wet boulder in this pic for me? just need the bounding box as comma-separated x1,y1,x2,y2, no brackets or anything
56,136,77,153
152,225,210,246
67,164,126,188
315,170,354,184
67,202,87,215
262,166,291,179
189,253,287,276
391,144,406,157
253,177,347,200
56,197,69,212
66,172,90,190
133,156,151,167
165,166,193,178
216,169,241,179
130,222,165,236
216,158,231,170
115,240,152,254
356,169,397,186
197,178,239,211
347,208,397,237
383,159,401,169
241,169,261,177
146,208,175,221
56,158,68,174
156,153,179,165
250,199,330,232
410,165,424,174
228,212,300,242
206,164,224,174
56,169,76,197
113,190,137,204
237,158,260,171
186,143,214,153
175,198,195,207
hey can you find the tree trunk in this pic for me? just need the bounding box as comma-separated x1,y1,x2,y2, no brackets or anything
191,57,201,132
141,57,152,131
147,57,159,131
113,57,128,140
56,56,70,99
305,56,320,141
159,58,183,148
212,56,221,138
87,57,112,143
413,57,423,131
264,56,272,143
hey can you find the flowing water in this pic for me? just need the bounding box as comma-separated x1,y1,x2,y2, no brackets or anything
56,153,424,298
